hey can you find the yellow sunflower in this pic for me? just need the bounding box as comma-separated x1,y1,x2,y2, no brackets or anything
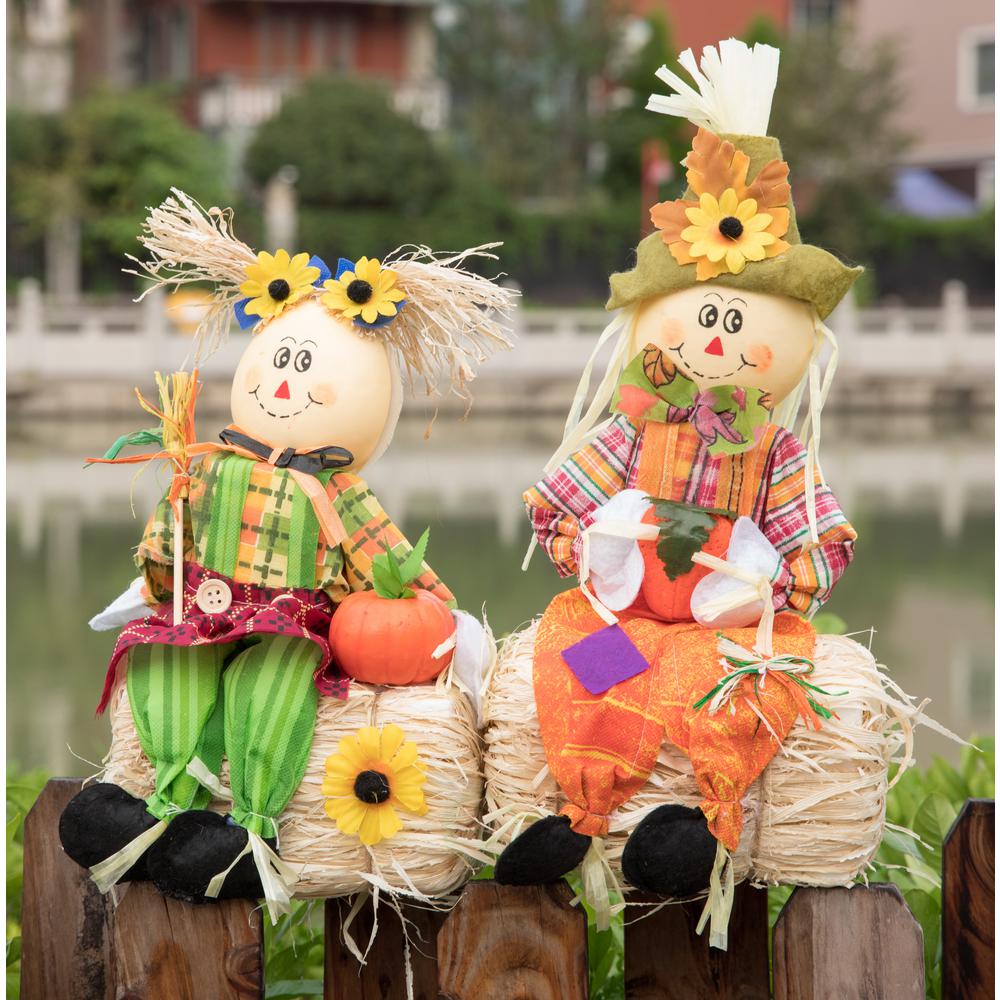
321,257,405,325
322,724,428,846
240,249,320,321
681,189,782,278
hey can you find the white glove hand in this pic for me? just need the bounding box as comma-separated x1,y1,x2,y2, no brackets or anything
89,576,152,632
585,490,653,611
449,609,495,728
691,517,783,629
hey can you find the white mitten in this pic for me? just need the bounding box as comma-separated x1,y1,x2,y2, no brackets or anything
691,517,783,629
584,489,653,611
88,576,152,631
449,609,495,727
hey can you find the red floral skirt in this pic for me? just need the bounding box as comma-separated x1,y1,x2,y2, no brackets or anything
96,562,347,714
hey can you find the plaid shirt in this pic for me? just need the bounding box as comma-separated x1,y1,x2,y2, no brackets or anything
525,413,856,618
136,453,454,607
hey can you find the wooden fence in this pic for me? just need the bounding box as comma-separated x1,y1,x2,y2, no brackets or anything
19,780,994,1000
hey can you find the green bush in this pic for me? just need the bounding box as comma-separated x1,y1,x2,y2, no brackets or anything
7,90,225,291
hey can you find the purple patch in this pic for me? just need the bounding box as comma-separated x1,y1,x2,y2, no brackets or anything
561,624,651,695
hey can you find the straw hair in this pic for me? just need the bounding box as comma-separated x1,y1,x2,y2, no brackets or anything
484,621,925,891
104,679,486,899
126,190,517,396
380,243,517,399
125,189,258,362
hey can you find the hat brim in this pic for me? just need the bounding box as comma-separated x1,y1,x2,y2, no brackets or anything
607,233,862,321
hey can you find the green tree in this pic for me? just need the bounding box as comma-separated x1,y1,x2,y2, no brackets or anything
244,76,476,258
7,89,223,288
438,0,621,202
600,11,687,200
758,25,910,263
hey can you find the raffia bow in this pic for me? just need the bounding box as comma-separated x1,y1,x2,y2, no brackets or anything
694,634,844,731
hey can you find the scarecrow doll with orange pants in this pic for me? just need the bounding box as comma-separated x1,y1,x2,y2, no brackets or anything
57,192,513,917
494,40,862,919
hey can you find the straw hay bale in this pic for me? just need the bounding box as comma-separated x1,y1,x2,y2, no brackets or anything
484,620,909,888
104,680,484,899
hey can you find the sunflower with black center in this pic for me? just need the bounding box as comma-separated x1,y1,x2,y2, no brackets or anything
322,724,428,846
240,249,320,321
321,257,406,326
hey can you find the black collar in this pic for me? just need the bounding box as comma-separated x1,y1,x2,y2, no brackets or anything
219,427,354,475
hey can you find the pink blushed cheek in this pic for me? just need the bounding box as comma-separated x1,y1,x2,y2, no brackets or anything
746,344,774,372
244,365,262,390
658,318,685,350
310,383,337,406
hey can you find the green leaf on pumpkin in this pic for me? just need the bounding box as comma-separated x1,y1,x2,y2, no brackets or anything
370,528,432,600
650,499,732,581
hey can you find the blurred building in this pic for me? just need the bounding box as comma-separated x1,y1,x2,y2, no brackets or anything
6,0,74,111
71,0,445,140
850,0,994,206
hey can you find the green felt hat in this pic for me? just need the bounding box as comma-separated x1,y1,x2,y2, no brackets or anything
607,133,862,320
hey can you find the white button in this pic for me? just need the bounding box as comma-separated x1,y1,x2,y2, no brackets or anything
195,579,232,614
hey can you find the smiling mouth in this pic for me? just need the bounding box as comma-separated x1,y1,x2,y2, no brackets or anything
250,386,322,419
669,343,756,380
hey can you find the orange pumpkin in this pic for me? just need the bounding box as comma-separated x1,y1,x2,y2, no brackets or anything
638,508,732,622
329,588,455,686
328,527,456,685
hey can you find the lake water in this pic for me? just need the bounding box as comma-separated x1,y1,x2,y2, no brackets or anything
6,405,994,775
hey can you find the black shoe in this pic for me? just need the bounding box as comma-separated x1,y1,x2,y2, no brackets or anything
146,810,276,904
494,815,591,885
58,782,158,884
621,804,718,899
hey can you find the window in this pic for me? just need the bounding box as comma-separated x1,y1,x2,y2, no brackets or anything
958,27,994,112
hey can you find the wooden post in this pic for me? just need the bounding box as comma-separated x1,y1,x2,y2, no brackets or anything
624,884,770,999
942,799,994,1000
18,778,263,1000
110,884,263,1000
323,895,446,1000
437,881,588,1000
20,778,114,1000
773,884,924,1000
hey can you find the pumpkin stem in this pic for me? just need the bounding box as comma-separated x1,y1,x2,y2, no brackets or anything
371,527,432,599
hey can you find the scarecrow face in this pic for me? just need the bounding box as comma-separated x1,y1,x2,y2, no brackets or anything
632,285,815,404
230,298,395,466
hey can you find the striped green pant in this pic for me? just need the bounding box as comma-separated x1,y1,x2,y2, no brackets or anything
126,636,320,839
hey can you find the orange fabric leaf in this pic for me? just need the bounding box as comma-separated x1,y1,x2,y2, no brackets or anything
649,199,693,243
763,206,791,239
744,159,791,210
696,257,727,281
642,345,677,388
764,238,791,260
684,128,750,199
667,240,699,266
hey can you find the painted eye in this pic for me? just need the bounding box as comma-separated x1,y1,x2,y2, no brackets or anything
723,308,743,334
698,304,719,328
273,347,291,369
294,349,312,373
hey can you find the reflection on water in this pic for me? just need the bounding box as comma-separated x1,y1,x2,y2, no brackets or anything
7,409,994,775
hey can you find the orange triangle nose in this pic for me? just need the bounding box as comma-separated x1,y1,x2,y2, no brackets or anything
275,380,290,399
704,336,725,356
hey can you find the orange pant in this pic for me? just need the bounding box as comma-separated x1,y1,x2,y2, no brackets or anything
532,589,816,850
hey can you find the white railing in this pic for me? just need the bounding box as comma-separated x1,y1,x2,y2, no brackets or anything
6,279,994,384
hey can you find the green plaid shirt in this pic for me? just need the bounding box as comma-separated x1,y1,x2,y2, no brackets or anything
136,453,453,606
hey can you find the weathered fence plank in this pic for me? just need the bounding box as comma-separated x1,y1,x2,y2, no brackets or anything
324,895,446,1000
110,883,263,1000
624,884,769,999
773,884,924,1000
19,778,114,1000
942,799,994,1000
436,881,588,1000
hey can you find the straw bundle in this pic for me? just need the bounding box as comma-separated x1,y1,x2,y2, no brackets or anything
484,621,919,889
104,680,485,899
